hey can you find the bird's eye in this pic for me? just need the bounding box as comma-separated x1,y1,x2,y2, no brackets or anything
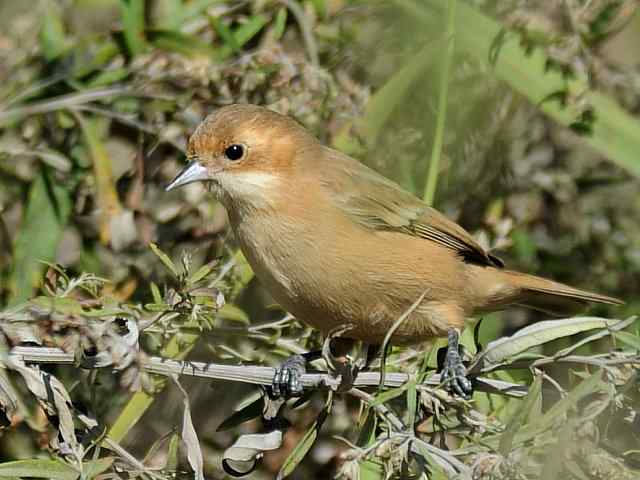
224,144,244,161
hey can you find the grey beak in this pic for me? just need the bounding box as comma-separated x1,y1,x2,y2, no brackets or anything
165,161,209,191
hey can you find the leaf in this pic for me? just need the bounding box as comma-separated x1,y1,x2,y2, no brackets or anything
149,242,180,278
40,3,69,60
360,39,442,142
217,304,249,324
216,15,268,61
187,260,219,285
82,457,114,478
471,317,623,371
9,169,71,305
147,29,218,57
399,0,640,177
498,374,542,455
173,376,204,480
75,114,122,245
150,282,163,304
223,430,284,476
0,146,72,172
0,459,78,480
613,331,640,351
30,296,84,315
277,392,333,479
119,0,146,56
210,16,240,53
217,393,265,432
272,7,288,40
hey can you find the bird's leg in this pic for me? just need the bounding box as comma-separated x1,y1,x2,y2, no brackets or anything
323,337,365,393
440,328,473,398
269,350,321,399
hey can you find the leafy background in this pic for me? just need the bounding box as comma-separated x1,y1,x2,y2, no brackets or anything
0,0,639,479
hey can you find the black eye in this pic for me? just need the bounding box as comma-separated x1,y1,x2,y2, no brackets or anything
224,144,244,161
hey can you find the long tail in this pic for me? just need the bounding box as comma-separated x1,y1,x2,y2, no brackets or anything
478,269,623,316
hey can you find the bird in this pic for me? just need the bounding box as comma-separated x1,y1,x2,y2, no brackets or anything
166,103,623,397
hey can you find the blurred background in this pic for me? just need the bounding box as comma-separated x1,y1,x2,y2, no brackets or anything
0,1,639,478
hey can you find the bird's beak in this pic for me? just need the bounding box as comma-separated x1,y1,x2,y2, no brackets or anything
165,160,209,191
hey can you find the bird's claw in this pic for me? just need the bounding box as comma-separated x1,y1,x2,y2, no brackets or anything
269,354,306,399
441,348,473,399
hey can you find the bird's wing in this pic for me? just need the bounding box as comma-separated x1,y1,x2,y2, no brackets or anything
320,148,503,268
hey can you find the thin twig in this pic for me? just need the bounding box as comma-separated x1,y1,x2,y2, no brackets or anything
8,346,528,397
0,86,134,124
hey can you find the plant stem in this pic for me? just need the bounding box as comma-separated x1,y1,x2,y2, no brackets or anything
423,0,457,205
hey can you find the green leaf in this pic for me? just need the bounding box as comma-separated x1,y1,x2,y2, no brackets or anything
471,317,623,371
40,3,69,60
613,331,640,351
360,39,442,143
187,260,218,286
277,392,333,479
9,169,71,305
498,374,542,455
149,242,180,278
119,0,146,56
217,394,265,431
31,296,83,315
150,282,163,304
360,460,384,480
216,15,268,61
0,459,78,480
147,29,217,57
210,16,240,53
166,432,181,471
82,457,114,479
399,0,640,178
217,304,249,324
272,8,288,40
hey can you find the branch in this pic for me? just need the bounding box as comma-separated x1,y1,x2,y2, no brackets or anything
8,346,528,398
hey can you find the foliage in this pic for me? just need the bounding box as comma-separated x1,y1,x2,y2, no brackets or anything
0,0,639,478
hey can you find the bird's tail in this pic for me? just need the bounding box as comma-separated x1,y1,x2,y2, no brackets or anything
477,269,623,316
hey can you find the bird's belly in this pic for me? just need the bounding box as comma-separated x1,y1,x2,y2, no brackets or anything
234,220,469,345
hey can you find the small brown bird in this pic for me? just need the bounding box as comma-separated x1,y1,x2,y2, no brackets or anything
167,104,622,397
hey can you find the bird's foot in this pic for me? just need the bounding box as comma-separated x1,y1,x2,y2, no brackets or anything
269,351,322,399
440,329,473,399
269,354,307,399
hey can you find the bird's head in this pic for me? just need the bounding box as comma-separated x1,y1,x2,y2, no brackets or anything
166,104,317,211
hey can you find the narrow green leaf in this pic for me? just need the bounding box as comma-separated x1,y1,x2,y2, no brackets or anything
166,432,181,471
360,460,384,480
150,282,163,304
0,459,78,480
613,331,640,351
119,0,146,56
147,29,217,57
82,457,114,479
9,169,71,305
400,0,640,177
217,395,265,431
217,304,249,324
187,260,217,286
272,8,288,40
472,317,623,370
216,15,268,61
498,374,542,455
210,16,240,53
361,39,442,142
277,392,333,479
40,3,69,60
149,242,180,278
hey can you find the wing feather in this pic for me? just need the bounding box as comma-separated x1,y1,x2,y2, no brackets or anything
319,147,503,268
